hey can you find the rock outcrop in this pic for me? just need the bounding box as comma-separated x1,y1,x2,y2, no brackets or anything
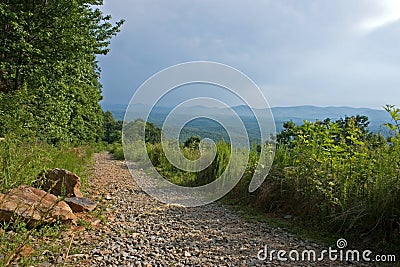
34,168,83,198
0,185,76,227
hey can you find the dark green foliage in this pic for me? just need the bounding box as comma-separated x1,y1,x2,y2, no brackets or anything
103,111,122,144
277,115,372,147
120,119,161,145
0,0,124,144
337,115,369,134
276,120,297,146
108,142,124,160
0,2,123,262
183,136,201,150
121,119,161,145
145,122,161,144
109,120,162,160
122,119,146,144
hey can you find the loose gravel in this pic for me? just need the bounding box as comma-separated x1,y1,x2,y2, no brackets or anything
62,152,375,267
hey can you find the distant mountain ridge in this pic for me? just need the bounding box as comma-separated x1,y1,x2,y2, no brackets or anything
101,103,392,142
102,103,391,123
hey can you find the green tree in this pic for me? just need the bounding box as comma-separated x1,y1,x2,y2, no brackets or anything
103,111,122,144
183,136,201,150
145,122,161,144
276,120,297,145
122,120,161,145
384,104,400,135
0,0,124,143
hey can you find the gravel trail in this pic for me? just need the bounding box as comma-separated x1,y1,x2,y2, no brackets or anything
67,152,374,267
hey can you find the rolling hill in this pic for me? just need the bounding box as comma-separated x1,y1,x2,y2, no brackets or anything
102,103,393,144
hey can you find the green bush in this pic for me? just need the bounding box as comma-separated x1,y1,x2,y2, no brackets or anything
108,142,125,160
243,107,400,252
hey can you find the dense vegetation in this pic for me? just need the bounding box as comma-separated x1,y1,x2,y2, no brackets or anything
0,0,123,144
0,0,122,265
1,0,399,260
0,0,122,198
120,105,400,253
254,107,400,242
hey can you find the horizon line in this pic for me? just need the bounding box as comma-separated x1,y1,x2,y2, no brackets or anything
100,102,386,111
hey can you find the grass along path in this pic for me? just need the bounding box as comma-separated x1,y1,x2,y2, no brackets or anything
67,152,377,267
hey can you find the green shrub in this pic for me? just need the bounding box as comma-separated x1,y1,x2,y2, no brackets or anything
241,108,400,253
108,142,125,160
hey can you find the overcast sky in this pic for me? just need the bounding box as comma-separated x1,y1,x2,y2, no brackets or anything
98,0,400,109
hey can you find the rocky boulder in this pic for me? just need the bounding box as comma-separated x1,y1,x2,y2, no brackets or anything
0,185,76,227
65,197,97,212
34,168,83,197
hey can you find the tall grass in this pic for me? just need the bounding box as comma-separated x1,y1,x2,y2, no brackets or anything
115,106,400,253
125,139,237,187
243,119,400,253
0,137,94,193
272,123,400,234
0,136,95,266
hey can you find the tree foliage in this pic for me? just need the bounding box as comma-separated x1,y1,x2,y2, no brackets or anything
277,115,375,147
183,136,201,150
122,119,161,145
384,104,400,135
270,110,400,239
0,0,123,143
103,111,122,144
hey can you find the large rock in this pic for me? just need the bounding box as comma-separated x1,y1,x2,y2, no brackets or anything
0,185,76,227
34,168,83,197
65,197,97,212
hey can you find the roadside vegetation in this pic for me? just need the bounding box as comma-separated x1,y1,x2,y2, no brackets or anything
1,0,399,262
110,104,400,255
0,139,94,266
0,0,123,265
231,106,400,254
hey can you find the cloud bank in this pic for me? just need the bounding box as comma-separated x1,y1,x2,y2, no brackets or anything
99,0,400,108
